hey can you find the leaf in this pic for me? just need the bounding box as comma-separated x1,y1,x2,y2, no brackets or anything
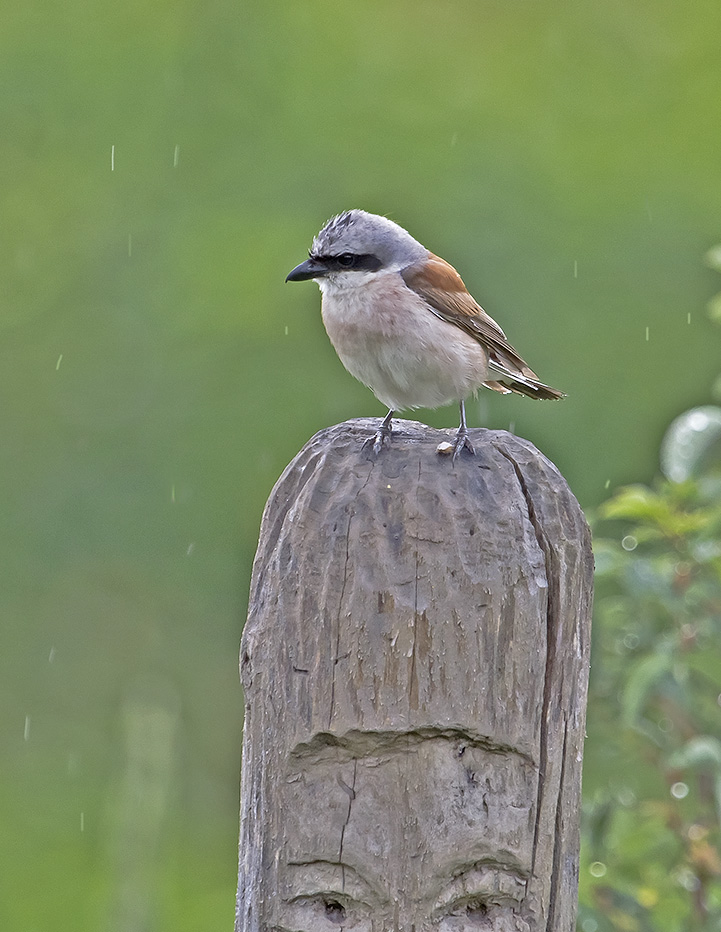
601,486,668,522
621,653,673,727
668,737,721,827
599,485,708,538
668,736,721,770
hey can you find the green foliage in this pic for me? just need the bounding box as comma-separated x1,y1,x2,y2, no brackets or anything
581,455,721,929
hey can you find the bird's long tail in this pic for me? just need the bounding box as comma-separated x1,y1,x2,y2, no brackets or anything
484,369,565,401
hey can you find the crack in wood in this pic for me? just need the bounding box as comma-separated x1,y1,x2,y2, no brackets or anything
491,440,565,932
329,463,376,729
338,759,358,895
548,715,569,932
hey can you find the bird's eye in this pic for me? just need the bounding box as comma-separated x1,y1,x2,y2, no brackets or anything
336,253,356,268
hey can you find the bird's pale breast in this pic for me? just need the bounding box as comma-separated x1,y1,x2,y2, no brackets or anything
320,273,489,411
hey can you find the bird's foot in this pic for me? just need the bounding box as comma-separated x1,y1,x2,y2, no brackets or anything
362,423,393,456
362,410,394,457
452,426,475,462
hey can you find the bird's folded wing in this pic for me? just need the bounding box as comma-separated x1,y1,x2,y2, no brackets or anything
401,252,564,400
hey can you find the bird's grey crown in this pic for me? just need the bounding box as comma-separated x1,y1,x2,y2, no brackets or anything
311,210,428,270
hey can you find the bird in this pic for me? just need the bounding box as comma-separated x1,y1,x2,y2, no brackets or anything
286,210,564,459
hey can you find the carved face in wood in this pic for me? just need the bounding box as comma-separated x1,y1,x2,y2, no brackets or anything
237,426,592,931
272,731,534,931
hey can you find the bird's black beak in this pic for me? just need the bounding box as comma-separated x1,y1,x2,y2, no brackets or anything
285,257,327,282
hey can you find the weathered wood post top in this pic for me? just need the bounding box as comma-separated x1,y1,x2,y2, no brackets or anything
237,417,593,932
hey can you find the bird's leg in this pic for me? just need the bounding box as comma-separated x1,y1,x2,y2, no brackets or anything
452,400,475,461
363,408,394,455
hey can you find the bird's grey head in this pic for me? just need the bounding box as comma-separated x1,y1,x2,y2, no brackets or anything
286,210,428,285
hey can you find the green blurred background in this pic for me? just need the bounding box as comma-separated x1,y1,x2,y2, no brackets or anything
2,1,721,929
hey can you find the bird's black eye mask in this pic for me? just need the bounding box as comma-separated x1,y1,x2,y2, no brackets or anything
310,252,383,272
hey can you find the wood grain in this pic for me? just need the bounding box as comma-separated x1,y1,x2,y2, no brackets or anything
236,418,593,932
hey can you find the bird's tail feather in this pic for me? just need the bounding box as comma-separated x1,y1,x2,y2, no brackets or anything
484,368,565,401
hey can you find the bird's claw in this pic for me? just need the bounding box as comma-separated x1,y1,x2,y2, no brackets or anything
452,427,475,462
362,425,392,456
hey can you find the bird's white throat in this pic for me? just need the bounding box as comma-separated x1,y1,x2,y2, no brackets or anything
317,269,392,295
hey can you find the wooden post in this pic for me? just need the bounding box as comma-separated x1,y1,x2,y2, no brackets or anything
236,417,593,932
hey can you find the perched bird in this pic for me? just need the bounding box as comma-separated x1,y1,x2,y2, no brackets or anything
286,210,563,459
